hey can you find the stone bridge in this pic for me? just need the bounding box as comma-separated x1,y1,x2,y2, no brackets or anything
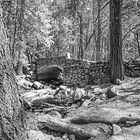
34,56,140,87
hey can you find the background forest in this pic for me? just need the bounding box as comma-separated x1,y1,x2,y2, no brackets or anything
1,0,140,75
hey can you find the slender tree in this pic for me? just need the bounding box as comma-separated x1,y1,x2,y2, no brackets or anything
96,0,101,61
110,0,124,84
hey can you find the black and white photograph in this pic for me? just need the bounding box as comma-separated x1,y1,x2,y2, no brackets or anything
0,0,140,139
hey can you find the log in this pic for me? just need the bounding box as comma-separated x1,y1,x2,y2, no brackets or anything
33,103,66,114
21,88,55,98
69,115,140,125
21,88,62,109
22,94,55,110
37,115,112,139
67,105,140,125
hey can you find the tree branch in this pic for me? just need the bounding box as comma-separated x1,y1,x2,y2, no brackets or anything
93,1,109,24
122,23,140,41
84,1,109,49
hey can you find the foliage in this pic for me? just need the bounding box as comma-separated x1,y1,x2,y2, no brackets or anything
2,0,140,67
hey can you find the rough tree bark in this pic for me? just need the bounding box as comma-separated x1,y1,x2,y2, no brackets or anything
0,5,26,140
2,0,25,75
110,0,124,84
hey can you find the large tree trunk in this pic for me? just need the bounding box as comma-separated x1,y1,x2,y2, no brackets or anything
0,5,26,140
2,0,25,74
110,0,124,84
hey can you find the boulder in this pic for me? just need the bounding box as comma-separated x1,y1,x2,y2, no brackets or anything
33,81,44,89
112,124,122,135
37,65,63,81
105,86,117,99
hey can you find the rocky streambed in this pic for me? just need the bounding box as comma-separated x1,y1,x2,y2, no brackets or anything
17,75,140,140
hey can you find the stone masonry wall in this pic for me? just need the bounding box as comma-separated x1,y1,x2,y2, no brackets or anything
35,57,140,87
124,62,140,77
35,56,111,87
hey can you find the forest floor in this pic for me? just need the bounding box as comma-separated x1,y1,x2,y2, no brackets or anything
17,75,140,140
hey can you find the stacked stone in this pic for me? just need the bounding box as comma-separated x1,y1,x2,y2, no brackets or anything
88,62,111,85
35,56,111,87
124,62,140,77
64,65,89,87
35,56,66,69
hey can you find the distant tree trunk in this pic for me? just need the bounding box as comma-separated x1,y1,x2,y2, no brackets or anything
15,51,23,75
96,0,101,61
92,0,97,61
0,5,26,140
77,13,84,59
135,32,140,54
110,0,124,84
14,0,25,74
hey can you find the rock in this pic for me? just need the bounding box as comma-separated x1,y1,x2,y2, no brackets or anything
37,65,63,81
16,75,33,89
74,88,86,100
62,134,69,140
113,124,122,135
59,86,71,94
86,90,96,99
59,85,68,90
33,81,44,89
93,87,103,95
54,89,68,102
68,134,75,140
48,111,62,119
25,74,32,80
50,79,63,86
105,86,117,99
116,79,123,85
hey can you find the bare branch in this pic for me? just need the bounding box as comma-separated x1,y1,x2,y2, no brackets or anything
93,1,109,24
84,1,110,49
122,23,140,41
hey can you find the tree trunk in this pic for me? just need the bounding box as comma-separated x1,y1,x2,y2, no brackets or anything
0,5,26,140
110,0,124,84
96,0,101,61
78,14,84,59
135,32,140,54
92,0,97,61
2,0,25,72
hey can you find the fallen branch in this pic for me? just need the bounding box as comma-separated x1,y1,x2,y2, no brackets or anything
33,103,66,113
